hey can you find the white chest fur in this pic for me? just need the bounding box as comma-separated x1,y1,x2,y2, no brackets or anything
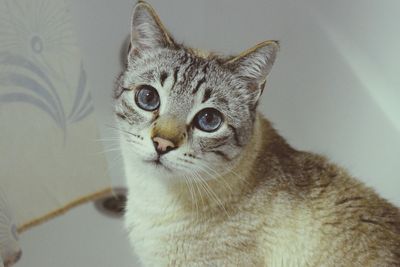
122,155,320,266
123,157,186,266
123,161,261,266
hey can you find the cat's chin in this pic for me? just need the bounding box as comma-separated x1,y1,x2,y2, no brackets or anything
138,157,186,181
141,159,221,184
143,158,174,173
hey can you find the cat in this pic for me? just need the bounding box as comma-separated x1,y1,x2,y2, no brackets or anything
114,1,400,266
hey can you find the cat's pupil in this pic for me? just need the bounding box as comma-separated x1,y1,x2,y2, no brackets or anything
144,91,155,102
204,112,213,123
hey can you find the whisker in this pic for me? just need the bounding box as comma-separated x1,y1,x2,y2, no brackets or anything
225,163,251,187
93,137,121,142
191,173,206,213
196,163,234,194
192,170,230,217
183,174,199,221
95,148,122,156
101,154,124,179
201,157,251,187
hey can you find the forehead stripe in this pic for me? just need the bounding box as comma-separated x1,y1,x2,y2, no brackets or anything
160,71,168,86
202,62,209,74
171,67,179,90
192,77,206,94
201,87,212,103
181,52,189,64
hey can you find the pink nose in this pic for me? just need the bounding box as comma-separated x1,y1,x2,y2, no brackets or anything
152,137,176,154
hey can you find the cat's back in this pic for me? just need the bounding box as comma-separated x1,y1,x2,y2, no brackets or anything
296,153,399,266
255,115,400,265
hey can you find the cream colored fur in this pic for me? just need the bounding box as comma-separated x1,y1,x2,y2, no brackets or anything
120,2,400,266
123,113,400,266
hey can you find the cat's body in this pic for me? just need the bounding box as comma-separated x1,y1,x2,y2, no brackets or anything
124,114,400,266
117,1,400,266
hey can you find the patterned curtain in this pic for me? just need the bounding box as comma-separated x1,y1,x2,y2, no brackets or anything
0,0,111,234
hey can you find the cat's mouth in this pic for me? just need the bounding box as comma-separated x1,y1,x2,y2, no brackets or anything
143,156,173,172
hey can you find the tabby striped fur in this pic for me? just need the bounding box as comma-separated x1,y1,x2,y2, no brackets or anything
114,1,400,266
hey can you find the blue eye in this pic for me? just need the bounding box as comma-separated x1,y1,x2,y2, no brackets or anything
194,108,223,132
135,85,160,111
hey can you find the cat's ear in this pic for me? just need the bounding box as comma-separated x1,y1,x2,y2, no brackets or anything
225,40,279,94
129,1,175,54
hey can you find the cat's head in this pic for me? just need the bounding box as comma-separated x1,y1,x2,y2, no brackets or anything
115,1,278,181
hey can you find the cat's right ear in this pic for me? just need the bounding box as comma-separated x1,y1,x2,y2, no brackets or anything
129,1,175,56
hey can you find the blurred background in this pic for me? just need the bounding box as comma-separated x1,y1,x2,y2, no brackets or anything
1,0,399,266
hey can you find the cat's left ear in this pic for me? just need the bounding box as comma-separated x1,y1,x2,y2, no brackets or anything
225,40,279,97
129,1,175,55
